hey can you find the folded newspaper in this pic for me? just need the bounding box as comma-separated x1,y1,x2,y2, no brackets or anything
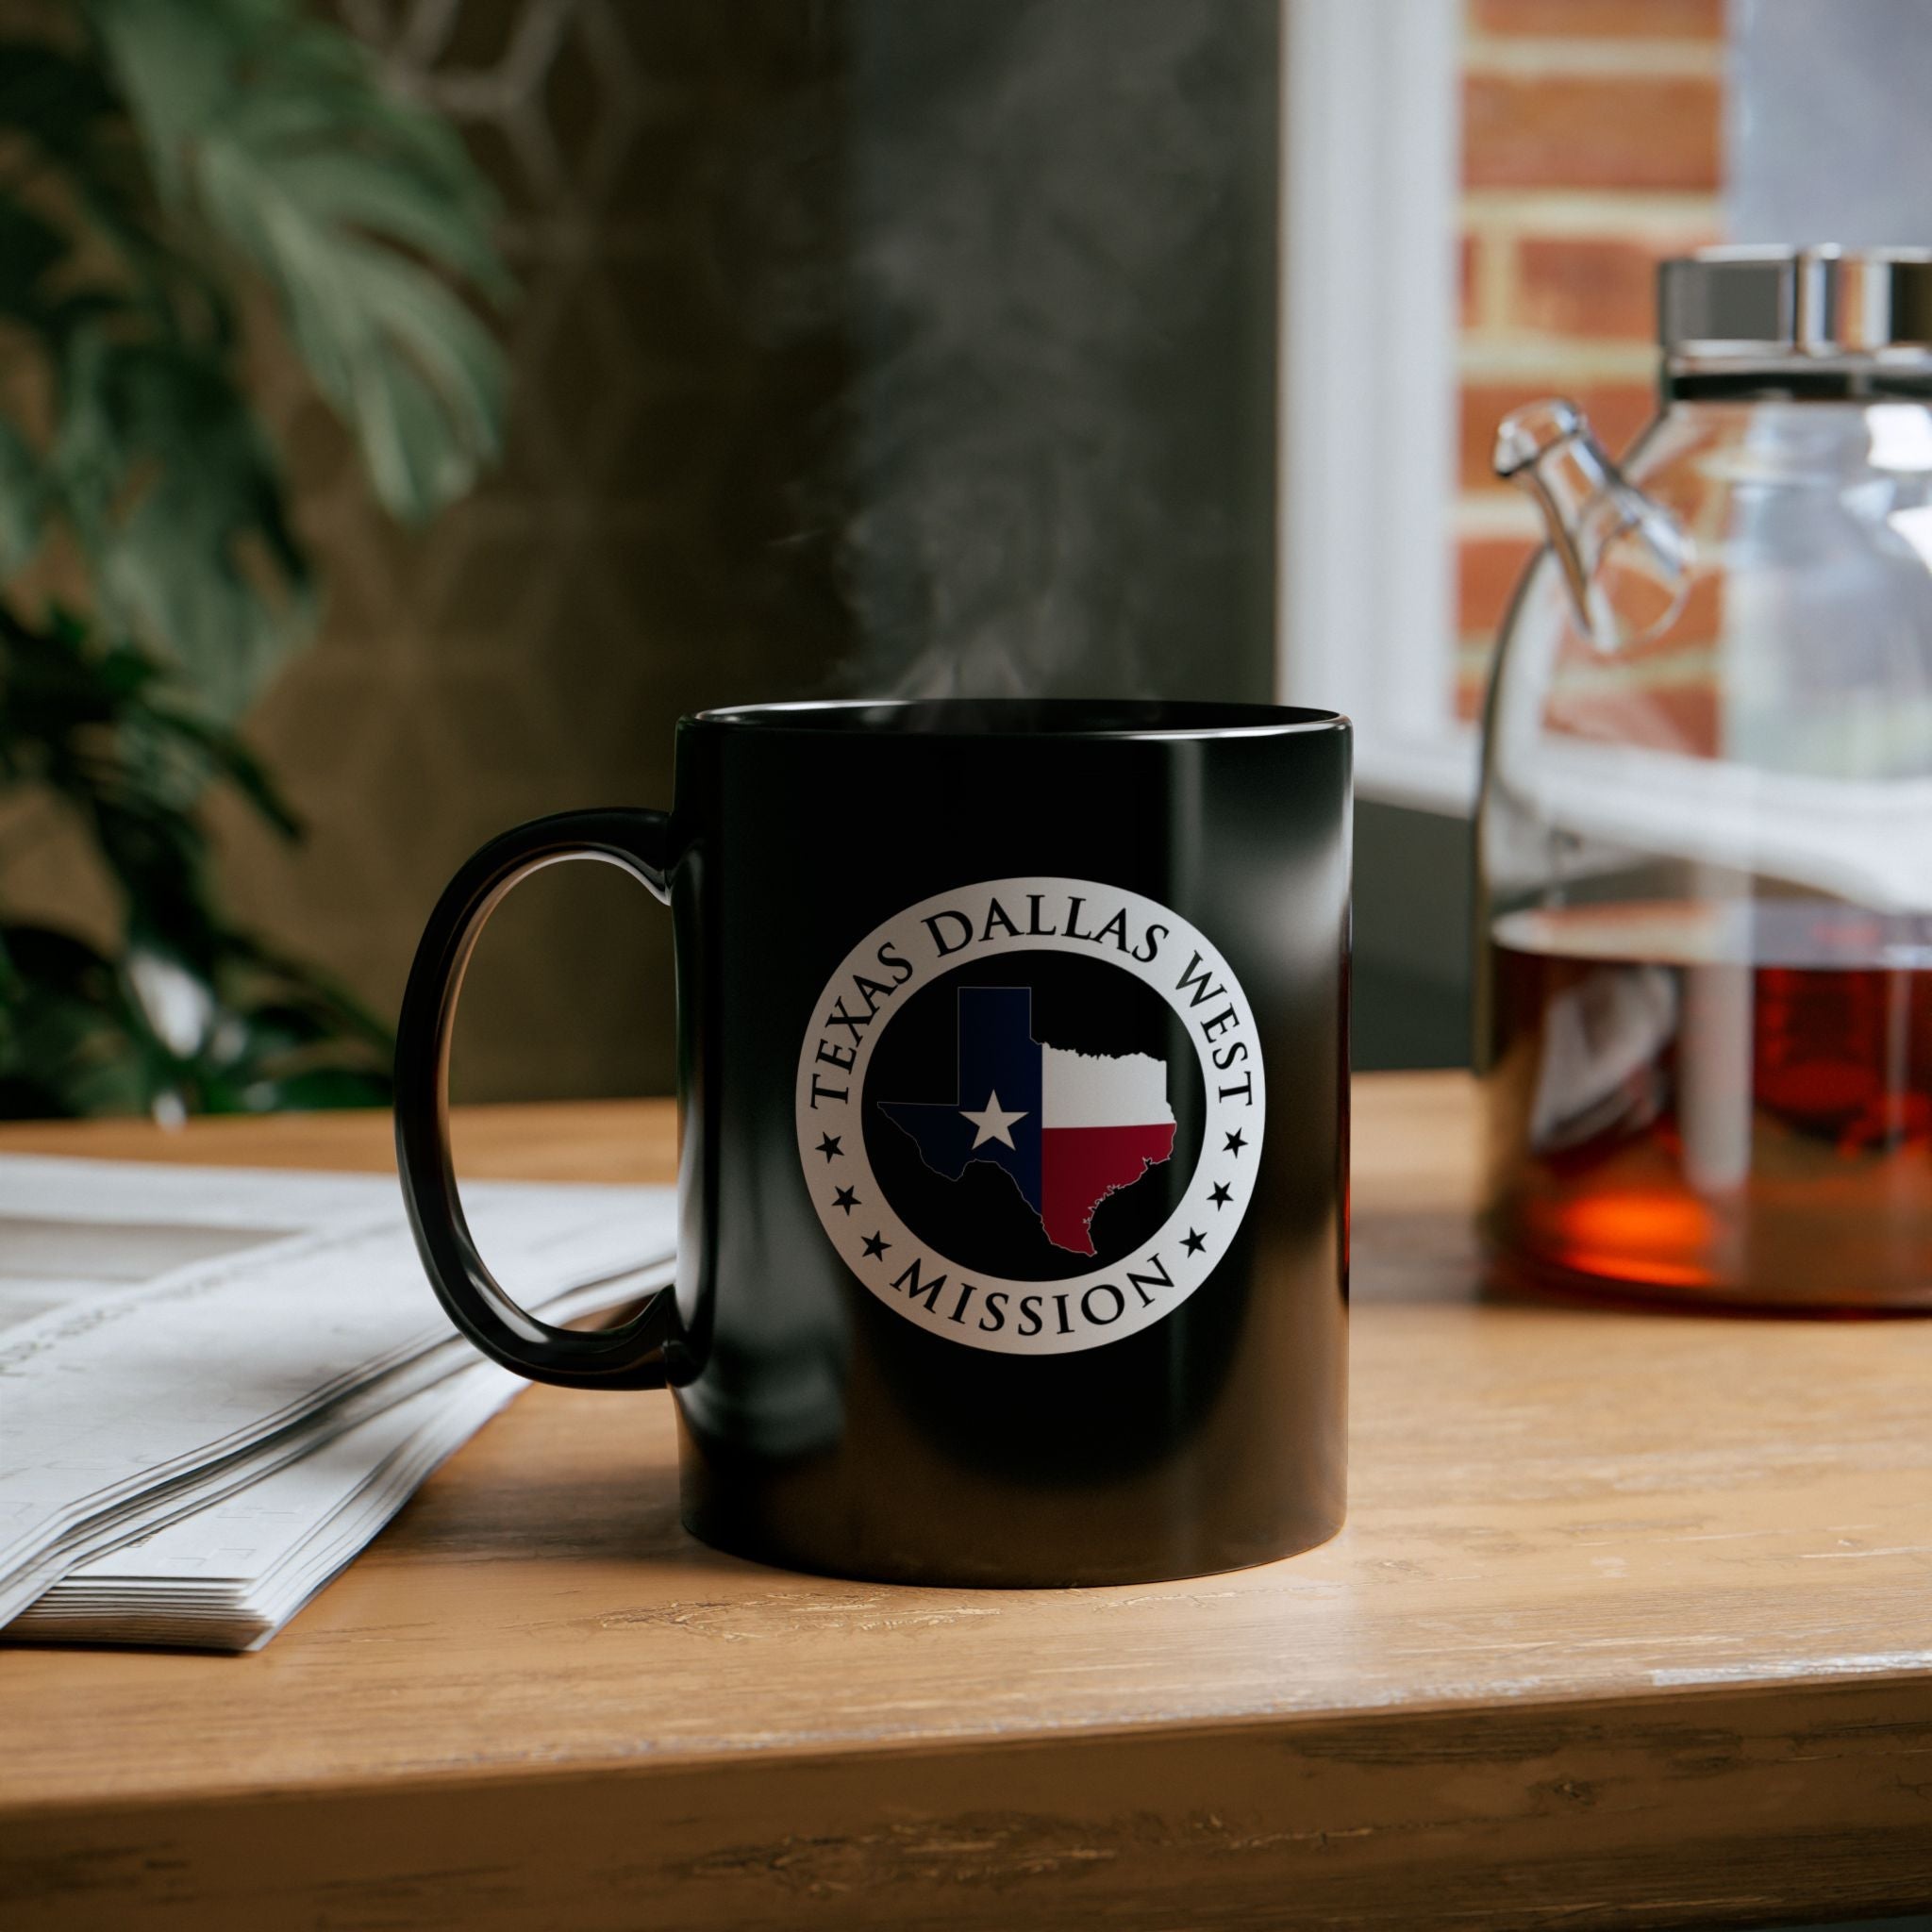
0,1156,675,1652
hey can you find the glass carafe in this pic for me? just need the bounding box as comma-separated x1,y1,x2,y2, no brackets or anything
1477,246,1932,1310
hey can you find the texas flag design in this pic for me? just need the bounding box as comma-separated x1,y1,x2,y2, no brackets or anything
878,987,1176,1256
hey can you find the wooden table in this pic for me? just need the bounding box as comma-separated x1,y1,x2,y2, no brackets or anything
4,1074,1931,1931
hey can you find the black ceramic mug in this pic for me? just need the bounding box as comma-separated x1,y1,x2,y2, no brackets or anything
395,699,1350,1586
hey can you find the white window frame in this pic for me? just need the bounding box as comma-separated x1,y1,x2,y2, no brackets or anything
1276,0,1476,815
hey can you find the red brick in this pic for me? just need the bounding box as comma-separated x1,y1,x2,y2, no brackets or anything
1461,234,1480,328
1458,534,1540,636
1459,379,1657,492
1648,569,1724,650
1474,0,1724,38
1546,681,1719,757
1455,656,1496,724
1669,564,1731,641
1464,74,1722,192
1516,236,1679,341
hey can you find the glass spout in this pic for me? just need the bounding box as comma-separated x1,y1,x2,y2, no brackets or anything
1494,397,1691,650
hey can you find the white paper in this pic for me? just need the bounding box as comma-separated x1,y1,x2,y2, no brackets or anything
11,1260,669,1650
0,1157,676,1640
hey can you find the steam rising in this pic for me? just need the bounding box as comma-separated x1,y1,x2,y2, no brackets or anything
828,0,1276,700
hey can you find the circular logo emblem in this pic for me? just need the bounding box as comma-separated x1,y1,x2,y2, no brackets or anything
794,877,1265,1355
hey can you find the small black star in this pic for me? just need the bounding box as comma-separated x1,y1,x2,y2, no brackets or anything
832,1185,859,1215
815,1133,843,1161
1208,1181,1233,1209
1182,1227,1208,1256
861,1230,891,1260
1223,1129,1247,1157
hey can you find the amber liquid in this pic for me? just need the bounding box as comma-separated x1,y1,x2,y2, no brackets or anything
1484,901,1932,1309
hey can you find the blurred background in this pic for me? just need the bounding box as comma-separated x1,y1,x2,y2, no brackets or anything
0,0,1923,1116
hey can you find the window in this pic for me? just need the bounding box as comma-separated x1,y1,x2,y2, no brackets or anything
1277,0,1726,814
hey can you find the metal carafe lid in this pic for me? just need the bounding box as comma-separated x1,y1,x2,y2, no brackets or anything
1659,245,1932,361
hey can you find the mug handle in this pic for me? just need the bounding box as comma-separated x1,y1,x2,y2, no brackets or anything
394,808,680,1390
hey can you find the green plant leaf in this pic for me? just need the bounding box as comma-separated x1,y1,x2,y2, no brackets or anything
90,0,509,524
78,0,242,202
0,197,69,325
231,1066,391,1113
0,418,43,572
50,330,313,715
0,0,492,1119
0,35,216,338
0,43,122,166
0,923,151,1117
143,702,301,837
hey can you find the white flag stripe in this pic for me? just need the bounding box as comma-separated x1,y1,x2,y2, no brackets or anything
1041,1045,1174,1130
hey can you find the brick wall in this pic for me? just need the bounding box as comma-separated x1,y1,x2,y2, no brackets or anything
1454,0,1726,720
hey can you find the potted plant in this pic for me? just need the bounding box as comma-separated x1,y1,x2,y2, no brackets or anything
0,0,507,1117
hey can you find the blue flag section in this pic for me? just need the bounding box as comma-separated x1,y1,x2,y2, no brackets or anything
877,987,1044,1211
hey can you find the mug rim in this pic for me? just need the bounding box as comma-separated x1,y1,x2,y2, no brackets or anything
688,698,1349,741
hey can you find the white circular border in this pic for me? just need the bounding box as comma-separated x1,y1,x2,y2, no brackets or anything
794,876,1267,1356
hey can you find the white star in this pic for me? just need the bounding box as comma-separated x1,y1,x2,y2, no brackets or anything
960,1089,1028,1149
